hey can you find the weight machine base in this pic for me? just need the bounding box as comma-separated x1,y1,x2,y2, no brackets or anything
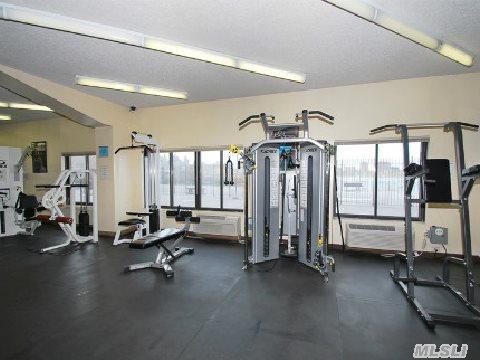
390,270,480,329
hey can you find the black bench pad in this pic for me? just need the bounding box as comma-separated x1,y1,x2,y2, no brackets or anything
129,228,186,249
118,218,146,226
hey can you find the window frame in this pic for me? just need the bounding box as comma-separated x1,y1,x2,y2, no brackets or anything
61,153,96,206
161,149,243,212
334,140,428,221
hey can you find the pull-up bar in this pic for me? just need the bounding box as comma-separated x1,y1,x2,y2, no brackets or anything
370,122,478,135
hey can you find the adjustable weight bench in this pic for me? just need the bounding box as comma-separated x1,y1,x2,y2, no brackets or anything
124,216,199,278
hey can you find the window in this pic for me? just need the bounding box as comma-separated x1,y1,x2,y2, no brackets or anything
336,144,376,216
377,142,422,218
172,152,196,208
61,154,96,205
336,141,426,220
200,151,221,208
159,153,171,207
160,149,243,210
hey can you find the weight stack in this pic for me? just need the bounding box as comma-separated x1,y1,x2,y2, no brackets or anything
78,210,90,236
149,205,160,233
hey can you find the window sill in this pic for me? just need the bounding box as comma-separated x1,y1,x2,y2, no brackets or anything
335,213,424,222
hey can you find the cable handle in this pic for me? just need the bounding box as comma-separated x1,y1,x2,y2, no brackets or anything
224,158,234,186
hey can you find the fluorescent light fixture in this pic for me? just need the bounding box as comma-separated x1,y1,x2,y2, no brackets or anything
375,13,439,50
239,61,306,83
138,86,187,99
323,0,474,67
0,114,12,120
9,103,52,111
0,102,52,111
76,76,188,99
144,38,236,67
1,3,143,45
438,43,473,67
76,76,136,92
326,0,375,20
0,2,305,82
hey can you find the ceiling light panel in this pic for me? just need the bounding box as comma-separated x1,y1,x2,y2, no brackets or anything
0,114,12,120
0,2,305,82
323,0,474,67
76,76,188,99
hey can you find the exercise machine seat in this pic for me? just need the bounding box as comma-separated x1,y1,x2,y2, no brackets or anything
118,218,146,226
129,228,186,249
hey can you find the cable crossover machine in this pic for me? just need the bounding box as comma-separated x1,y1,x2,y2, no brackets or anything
232,110,336,281
370,121,480,328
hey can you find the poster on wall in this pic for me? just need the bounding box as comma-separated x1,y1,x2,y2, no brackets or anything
31,141,48,173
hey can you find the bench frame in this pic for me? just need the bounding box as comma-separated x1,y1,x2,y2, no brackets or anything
125,220,194,278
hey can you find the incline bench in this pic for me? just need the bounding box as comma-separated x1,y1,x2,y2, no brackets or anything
124,211,200,278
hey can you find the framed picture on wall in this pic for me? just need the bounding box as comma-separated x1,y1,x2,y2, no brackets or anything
31,141,48,173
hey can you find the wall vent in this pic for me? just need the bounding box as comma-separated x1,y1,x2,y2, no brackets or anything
346,223,410,251
191,215,241,240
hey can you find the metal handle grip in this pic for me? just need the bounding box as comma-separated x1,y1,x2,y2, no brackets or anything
369,124,398,134
239,114,261,127
308,110,335,121
457,122,479,130
239,114,275,127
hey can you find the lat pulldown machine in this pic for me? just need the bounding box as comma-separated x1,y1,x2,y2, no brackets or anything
114,131,161,243
370,122,480,328
237,110,336,280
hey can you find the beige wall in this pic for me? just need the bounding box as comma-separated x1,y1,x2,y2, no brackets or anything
0,117,95,193
134,72,480,255
0,64,136,231
1,63,479,255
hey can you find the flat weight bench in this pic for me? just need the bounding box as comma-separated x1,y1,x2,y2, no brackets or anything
124,220,195,278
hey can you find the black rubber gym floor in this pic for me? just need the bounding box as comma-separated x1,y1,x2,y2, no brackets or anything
1,226,479,360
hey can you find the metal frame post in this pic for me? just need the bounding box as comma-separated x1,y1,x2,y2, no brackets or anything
448,123,475,303
398,125,416,298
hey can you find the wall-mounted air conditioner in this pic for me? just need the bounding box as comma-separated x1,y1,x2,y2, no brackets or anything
191,215,241,241
346,223,410,251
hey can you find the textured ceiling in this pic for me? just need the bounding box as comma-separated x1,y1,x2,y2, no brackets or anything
0,87,56,123
0,0,479,108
